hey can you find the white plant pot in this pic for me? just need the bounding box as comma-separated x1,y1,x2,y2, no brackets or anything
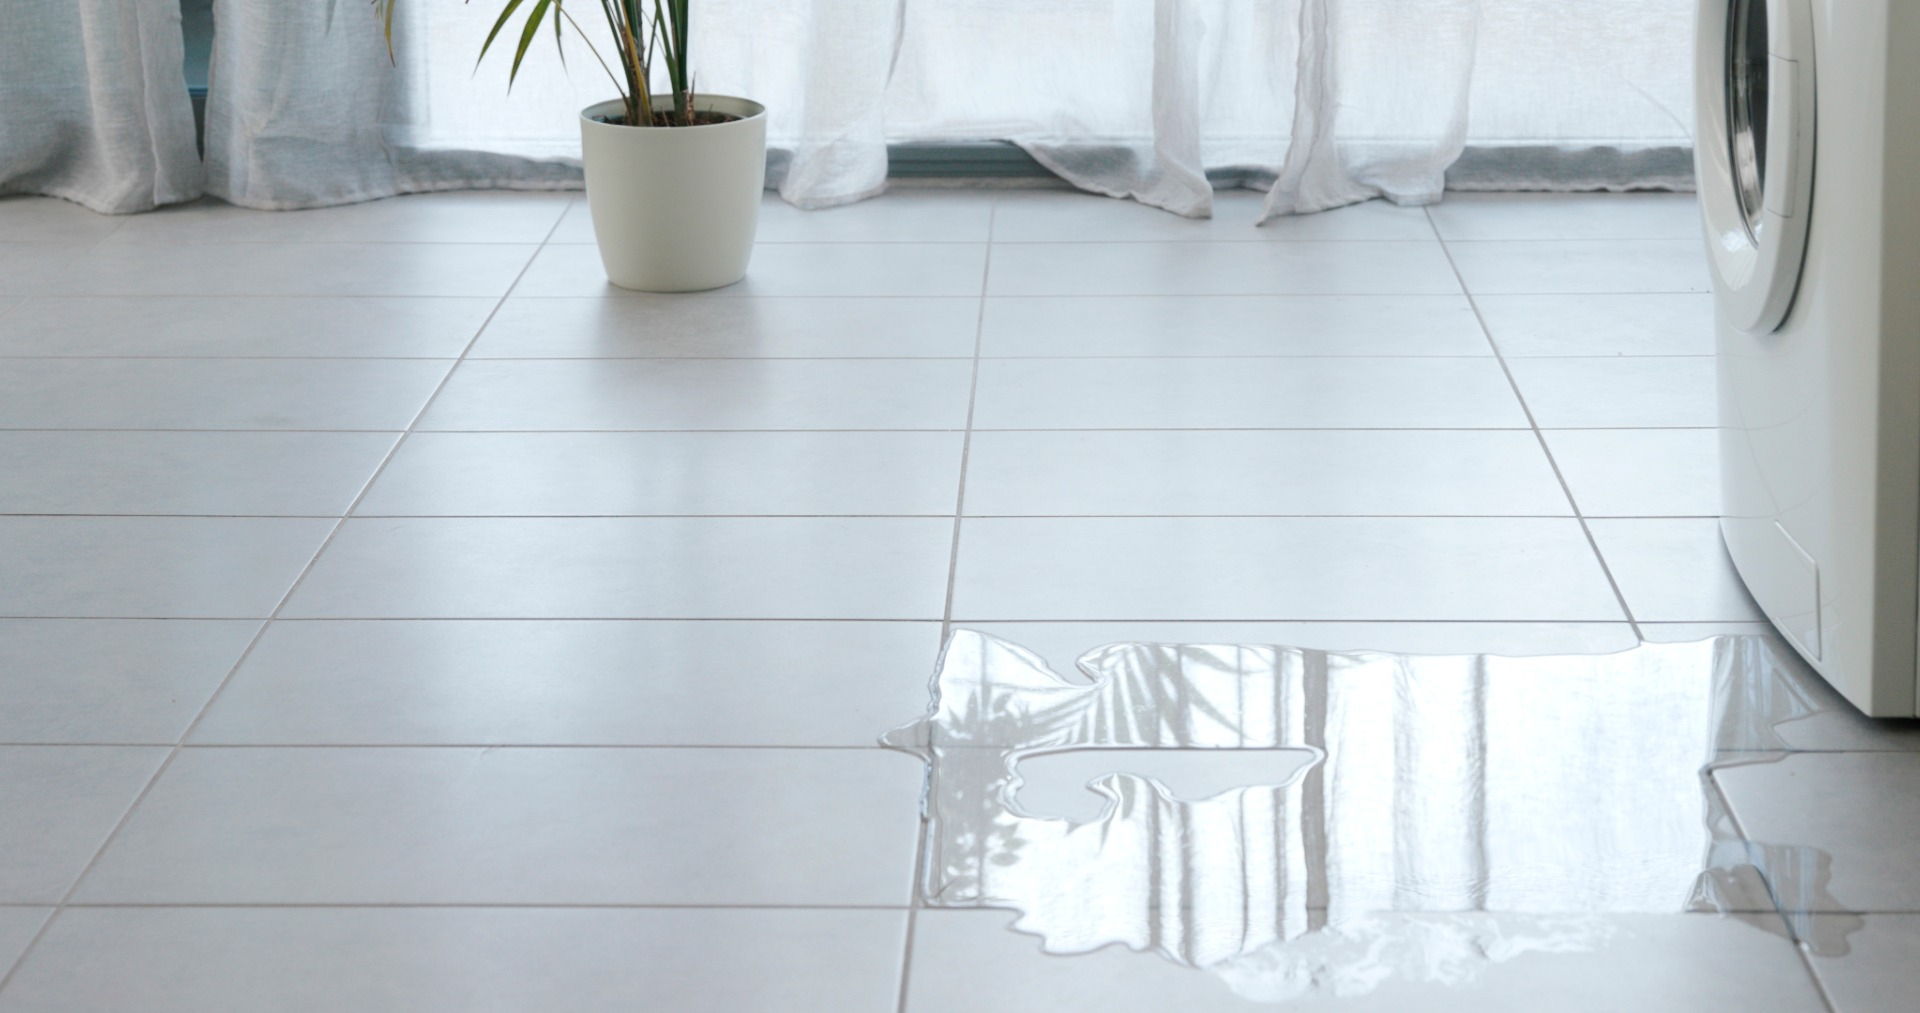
579,95,767,292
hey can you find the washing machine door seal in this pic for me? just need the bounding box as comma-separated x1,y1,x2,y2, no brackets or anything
1696,0,1817,334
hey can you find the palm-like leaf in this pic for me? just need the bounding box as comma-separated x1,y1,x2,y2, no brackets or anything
379,0,698,126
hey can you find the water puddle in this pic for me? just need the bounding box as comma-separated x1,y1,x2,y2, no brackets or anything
881,632,1856,1003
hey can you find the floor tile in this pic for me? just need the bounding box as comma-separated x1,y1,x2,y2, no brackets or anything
1643,624,1920,752
544,198,593,243
74,747,923,905
470,296,979,358
960,622,1639,672
0,747,167,902
514,242,989,297
49,242,539,298
0,359,449,431
358,431,962,516
0,620,259,744
1715,752,1920,912
0,907,905,1013
1476,294,1716,356
951,517,1625,621
1428,193,1701,241
987,241,1461,296
1805,915,1920,1013
419,358,973,431
906,910,1828,1012
0,296,495,357
102,193,570,245
992,190,1434,242
754,190,994,243
0,517,334,618
1588,519,1765,622
1638,622,1775,642
978,295,1488,357
281,517,953,619
0,246,88,297
1544,429,1719,517
0,432,396,515
972,358,1527,429
554,191,995,245
0,908,48,982
193,620,941,746
0,197,124,244
1508,357,1716,428
963,430,1570,516
1447,240,1711,294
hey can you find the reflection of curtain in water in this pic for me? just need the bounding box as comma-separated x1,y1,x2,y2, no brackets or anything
892,635,1745,970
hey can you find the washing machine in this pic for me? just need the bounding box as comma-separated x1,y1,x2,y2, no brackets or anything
1700,0,1920,716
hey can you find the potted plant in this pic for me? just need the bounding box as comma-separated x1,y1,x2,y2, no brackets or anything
380,0,766,292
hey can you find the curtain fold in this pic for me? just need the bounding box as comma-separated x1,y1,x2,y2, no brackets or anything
204,0,581,209
0,0,202,213
194,0,1694,216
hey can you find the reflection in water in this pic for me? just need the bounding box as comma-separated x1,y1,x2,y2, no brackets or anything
881,633,1847,1002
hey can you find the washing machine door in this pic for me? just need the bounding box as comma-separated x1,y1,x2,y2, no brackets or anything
1696,0,1817,333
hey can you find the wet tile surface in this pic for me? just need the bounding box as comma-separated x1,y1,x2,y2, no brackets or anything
907,910,1827,1012
0,190,1888,1008
1806,915,1920,1013
1716,752,1920,912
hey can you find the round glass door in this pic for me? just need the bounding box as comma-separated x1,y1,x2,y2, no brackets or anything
1728,0,1771,240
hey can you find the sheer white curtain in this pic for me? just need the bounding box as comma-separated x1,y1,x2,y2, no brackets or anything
0,0,202,213
201,0,1694,216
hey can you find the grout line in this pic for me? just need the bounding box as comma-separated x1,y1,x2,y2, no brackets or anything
35,901,917,911
23,741,1876,752
0,424,1720,433
0,512,1720,520
893,198,997,1013
1703,765,1842,1013
2,743,927,752
495,290,1712,299
0,217,566,1000
0,615,1711,624
496,289,1711,300
0,353,1718,362
1424,207,1647,644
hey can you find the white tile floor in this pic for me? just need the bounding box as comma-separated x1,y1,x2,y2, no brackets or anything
0,187,1916,1010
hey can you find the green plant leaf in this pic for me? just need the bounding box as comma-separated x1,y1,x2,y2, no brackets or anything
510,0,556,86
477,0,528,69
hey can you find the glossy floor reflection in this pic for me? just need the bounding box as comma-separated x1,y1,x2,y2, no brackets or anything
887,632,1848,1004
6,189,1920,1011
